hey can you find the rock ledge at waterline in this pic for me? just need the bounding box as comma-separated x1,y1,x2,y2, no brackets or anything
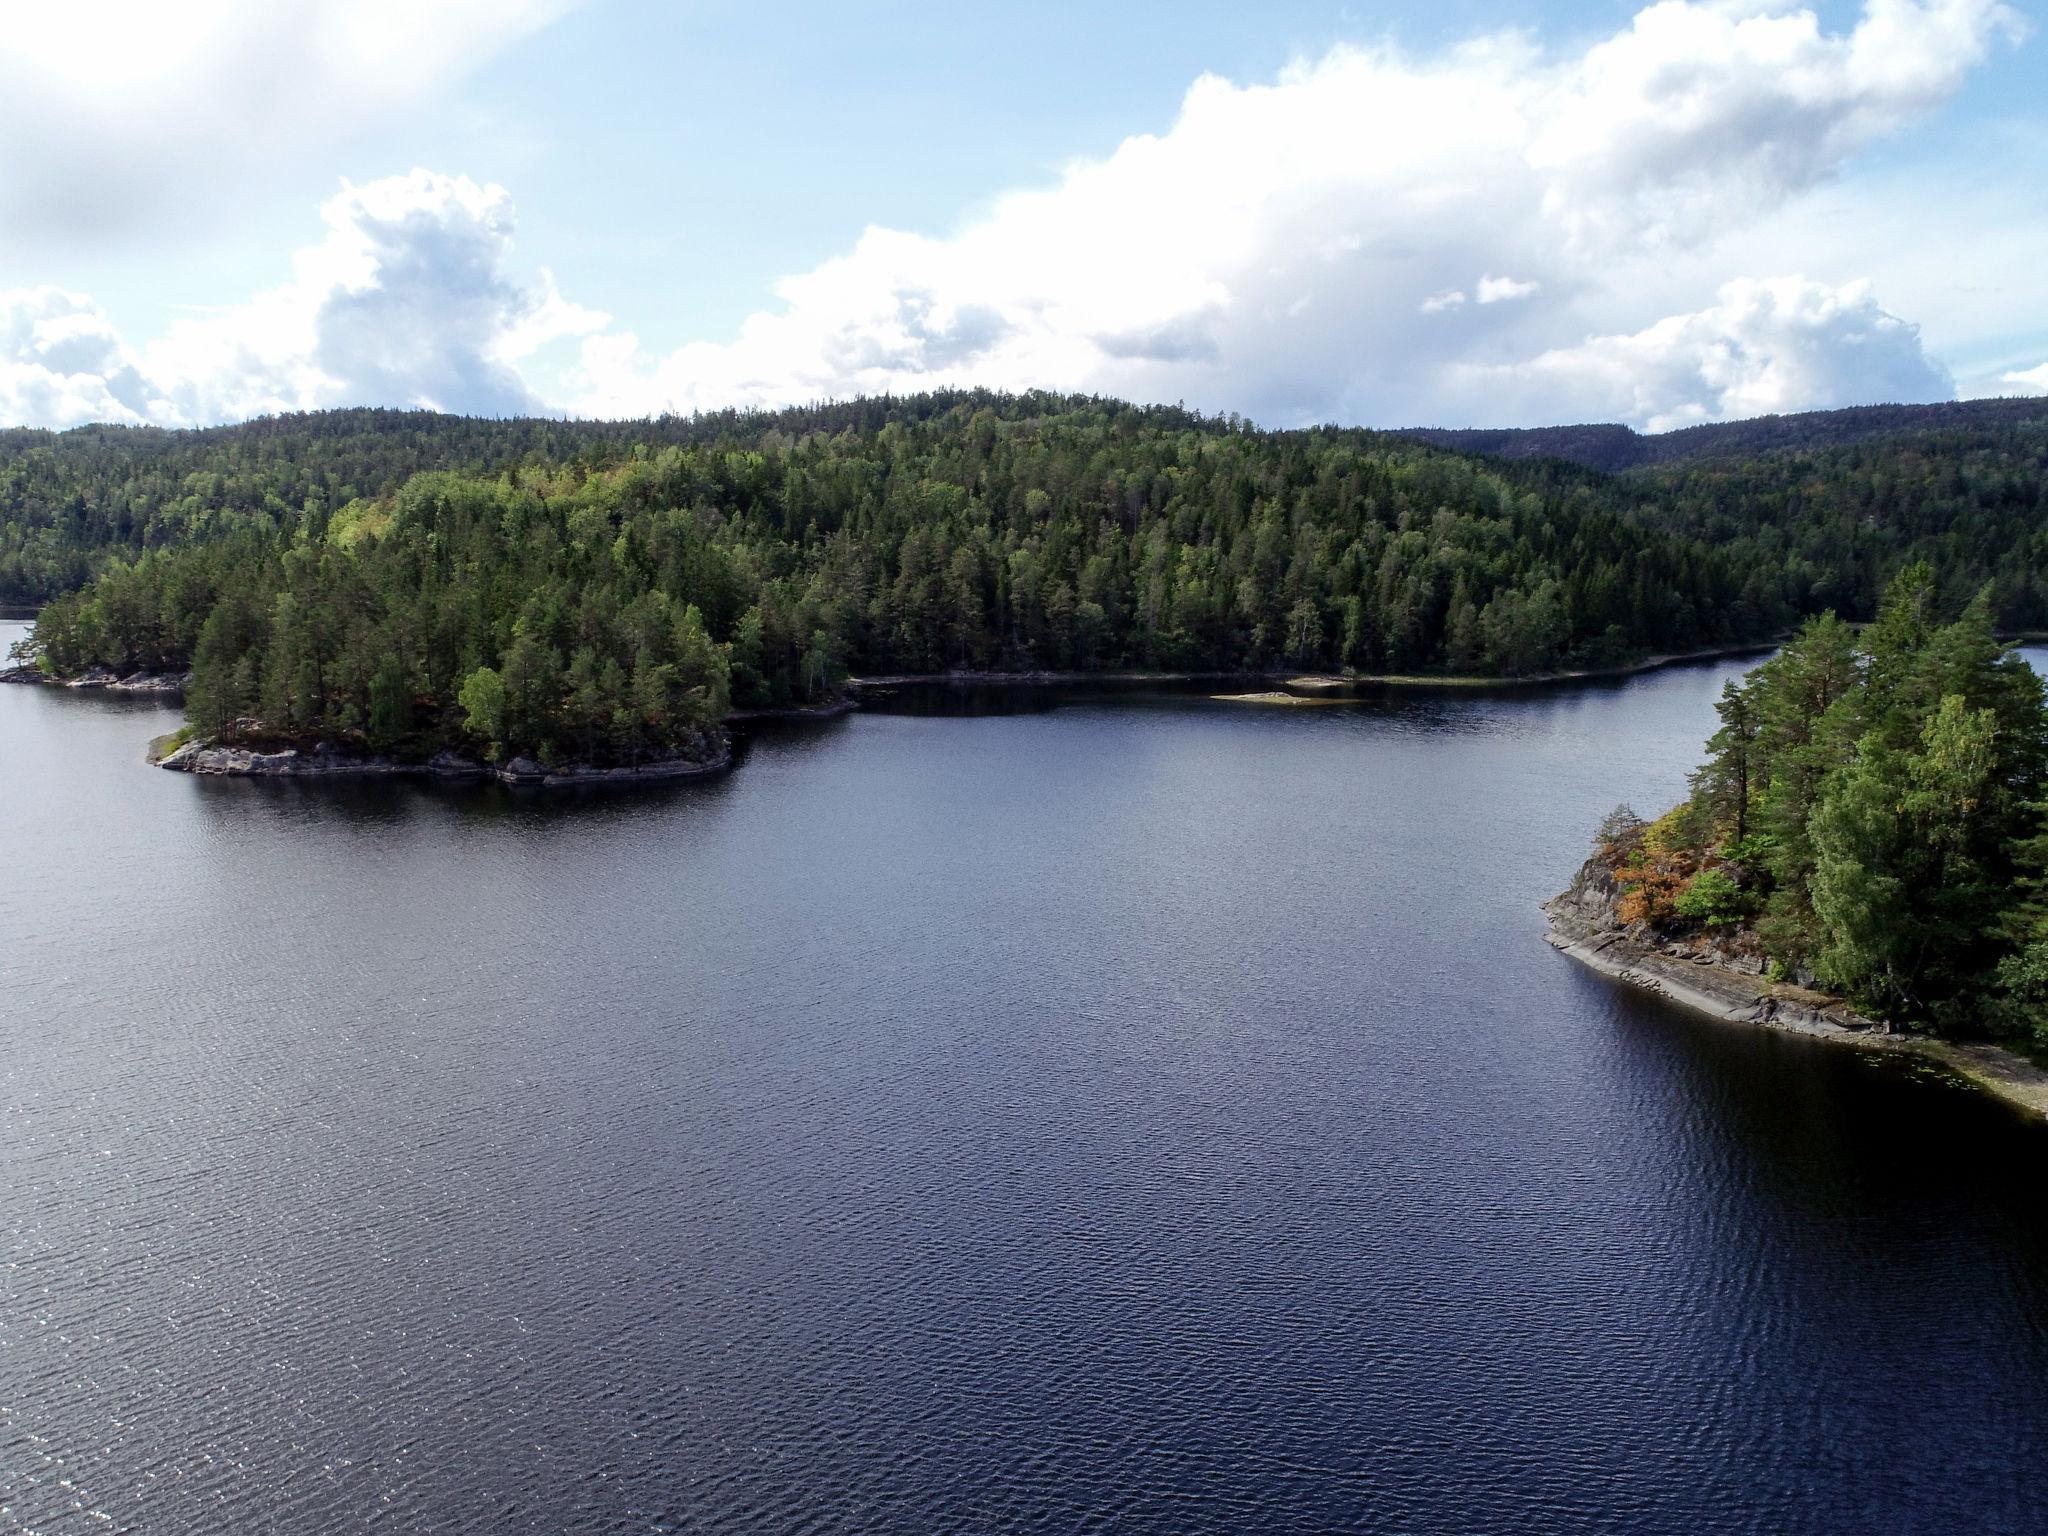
1,662,188,694
1543,853,2048,1122
151,736,734,788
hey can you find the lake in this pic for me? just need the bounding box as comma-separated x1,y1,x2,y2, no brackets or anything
3,619,2045,1534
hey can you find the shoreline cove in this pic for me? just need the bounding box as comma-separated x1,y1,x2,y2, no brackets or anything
0,644,1781,789
846,641,1783,695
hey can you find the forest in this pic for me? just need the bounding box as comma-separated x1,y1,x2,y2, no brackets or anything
13,394,1780,766
1592,566,2048,1044
6,390,2047,768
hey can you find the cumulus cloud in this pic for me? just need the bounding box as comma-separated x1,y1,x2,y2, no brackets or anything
0,289,172,430
2002,362,2048,393
0,1,578,243
1454,276,1951,432
0,0,2023,431
1523,0,2022,250
559,0,2010,428
1,171,603,427
1423,276,1541,314
149,170,605,421
1476,276,1542,305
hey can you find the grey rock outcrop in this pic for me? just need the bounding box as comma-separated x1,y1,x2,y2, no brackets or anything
1543,852,1877,1036
155,734,733,787
1,663,189,693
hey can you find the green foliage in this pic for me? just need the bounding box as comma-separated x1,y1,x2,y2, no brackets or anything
1673,866,1750,926
1616,409,2048,632
1689,677,1760,845
1808,739,1918,1011
1656,566,2048,1036
367,652,414,751
1640,803,1708,856
458,667,506,754
1722,833,1780,872
1989,941,2048,1046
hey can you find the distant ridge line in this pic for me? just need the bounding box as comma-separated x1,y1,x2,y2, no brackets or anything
1395,396,2048,472
8,390,2045,477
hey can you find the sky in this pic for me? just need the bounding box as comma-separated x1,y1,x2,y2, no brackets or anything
1,0,2044,434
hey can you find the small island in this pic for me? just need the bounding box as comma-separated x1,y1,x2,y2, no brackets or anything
5,628,743,785
1546,566,2048,1118
8,469,843,784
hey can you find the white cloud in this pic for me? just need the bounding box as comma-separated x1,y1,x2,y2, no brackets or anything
1454,275,1951,432
1,171,604,427
2001,362,2048,393
1646,146,2048,406
156,170,607,421
0,289,171,430
1523,0,2023,251
564,0,2012,427
1476,275,1541,304
0,1,578,243
0,0,2026,431
1424,276,1540,313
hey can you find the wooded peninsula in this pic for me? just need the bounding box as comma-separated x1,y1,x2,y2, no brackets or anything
1551,565,2048,1064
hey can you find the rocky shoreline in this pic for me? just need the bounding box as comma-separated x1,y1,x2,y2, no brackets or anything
1,661,188,694
724,695,859,723
0,648,849,787
1544,856,2048,1121
151,735,735,787
139,693,857,785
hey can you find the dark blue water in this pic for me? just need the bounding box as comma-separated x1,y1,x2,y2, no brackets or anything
3,622,2045,1534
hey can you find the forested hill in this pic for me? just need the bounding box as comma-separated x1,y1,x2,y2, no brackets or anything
1404,396,2048,627
1400,397,2048,471
15,393,1783,766
7,389,2048,768
1,392,1089,603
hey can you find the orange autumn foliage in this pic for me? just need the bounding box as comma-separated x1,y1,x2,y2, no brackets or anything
1605,806,1703,928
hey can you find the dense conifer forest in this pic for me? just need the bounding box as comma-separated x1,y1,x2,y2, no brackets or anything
6,390,2047,768
1592,566,2048,1044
